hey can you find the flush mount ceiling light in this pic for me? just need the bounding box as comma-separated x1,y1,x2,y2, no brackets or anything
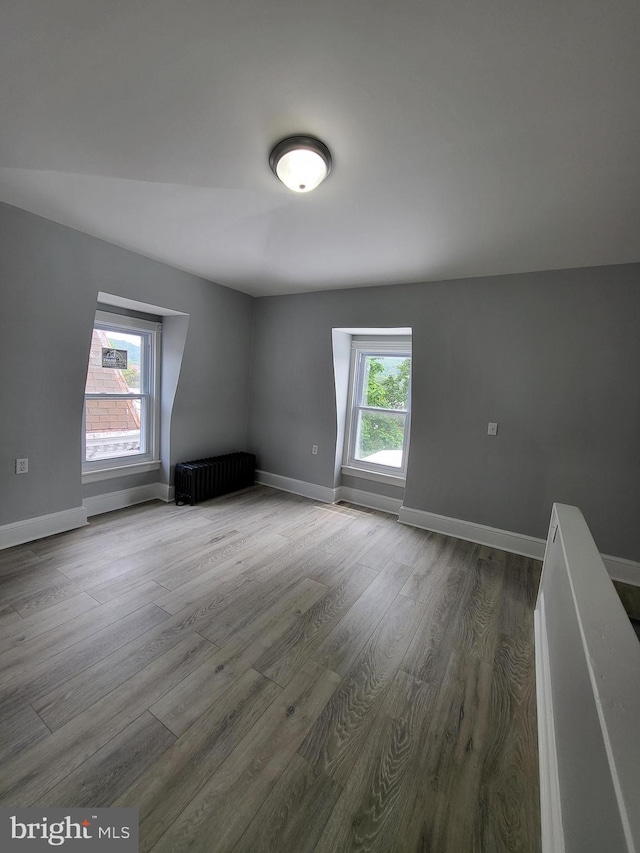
269,136,332,193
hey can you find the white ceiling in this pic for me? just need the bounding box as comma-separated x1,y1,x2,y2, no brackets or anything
1,0,639,296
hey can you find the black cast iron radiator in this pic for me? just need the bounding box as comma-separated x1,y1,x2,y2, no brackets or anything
174,452,256,506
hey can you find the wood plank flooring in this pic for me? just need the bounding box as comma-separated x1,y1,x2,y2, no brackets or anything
0,486,541,852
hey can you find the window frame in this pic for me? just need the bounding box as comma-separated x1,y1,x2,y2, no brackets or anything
82,310,161,480
343,338,412,482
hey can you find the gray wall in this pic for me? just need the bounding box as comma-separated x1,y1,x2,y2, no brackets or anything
0,203,254,525
248,265,640,560
2,199,638,561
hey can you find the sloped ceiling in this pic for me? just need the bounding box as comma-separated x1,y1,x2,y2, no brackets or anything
1,0,639,295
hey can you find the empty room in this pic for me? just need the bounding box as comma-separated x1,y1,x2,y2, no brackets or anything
1,2,639,851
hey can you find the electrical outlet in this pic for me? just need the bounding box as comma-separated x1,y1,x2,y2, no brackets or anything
487,422,498,436
311,445,318,455
16,458,28,474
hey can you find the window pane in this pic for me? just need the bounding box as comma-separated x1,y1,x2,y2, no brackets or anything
85,328,143,394
361,356,410,410
85,398,145,462
355,410,406,468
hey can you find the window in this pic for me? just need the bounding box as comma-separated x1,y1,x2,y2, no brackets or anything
344,339,412,479
83,310,161,476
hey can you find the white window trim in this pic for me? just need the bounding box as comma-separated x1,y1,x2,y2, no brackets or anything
82,460,161,484
82,310,161,480
343,338,412,482
340,465,406,487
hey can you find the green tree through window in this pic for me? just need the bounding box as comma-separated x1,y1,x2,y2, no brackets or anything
359,356,410,456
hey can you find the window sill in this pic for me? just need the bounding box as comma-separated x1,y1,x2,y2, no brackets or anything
341,465,406,487
82,460,161,484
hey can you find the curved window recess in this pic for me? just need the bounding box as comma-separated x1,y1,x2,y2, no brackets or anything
82,293,189,485
333,328,412,487
83,310,161,479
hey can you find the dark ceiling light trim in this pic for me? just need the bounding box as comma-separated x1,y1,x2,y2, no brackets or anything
269,135,332,193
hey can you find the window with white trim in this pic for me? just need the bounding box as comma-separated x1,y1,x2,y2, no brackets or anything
83,311,161,474
344,339,412,479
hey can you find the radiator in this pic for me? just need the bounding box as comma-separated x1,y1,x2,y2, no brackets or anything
174,452,256,506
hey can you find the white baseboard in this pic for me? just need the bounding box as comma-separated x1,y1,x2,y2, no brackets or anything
0,506,88,551
398,505,546,559
255,471,402,515
336,486,403,516
602,554,640,586
83,482,171,517
255,470,338,504
534,594,565,853
398,504,640,585
155,483,175,503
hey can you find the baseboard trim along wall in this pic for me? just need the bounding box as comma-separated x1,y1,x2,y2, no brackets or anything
156,483,175,504
256,471,401,514
255,475,640,585
337,486,403,516
399,504,546,559
603,554,640,586
0,506,88,550
83,483,173,517
398,504,640,585
3,475,639,586
255,470,339,504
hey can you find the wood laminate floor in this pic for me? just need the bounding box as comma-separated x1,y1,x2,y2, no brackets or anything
0,486,541,852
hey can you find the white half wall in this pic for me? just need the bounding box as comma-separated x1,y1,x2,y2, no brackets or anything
534,503,640,852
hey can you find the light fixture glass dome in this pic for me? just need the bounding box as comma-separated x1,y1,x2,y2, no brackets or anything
269,136,332,193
